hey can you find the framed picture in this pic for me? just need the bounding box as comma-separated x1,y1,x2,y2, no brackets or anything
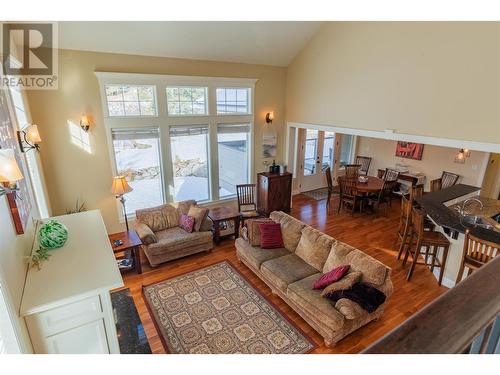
395,141,424,160
262,133,277,158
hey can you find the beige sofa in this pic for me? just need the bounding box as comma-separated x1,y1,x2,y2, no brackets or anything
135,200,213,267
235,211,393,347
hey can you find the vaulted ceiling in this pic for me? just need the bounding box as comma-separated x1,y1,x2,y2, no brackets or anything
58,21,323,66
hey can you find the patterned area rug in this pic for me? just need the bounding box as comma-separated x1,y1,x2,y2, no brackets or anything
302,187,330,200
143,261,316,354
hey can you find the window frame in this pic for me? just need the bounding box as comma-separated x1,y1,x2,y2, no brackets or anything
104,84,159,118
215,87,252,115
110,127,165,215
97,72,257,221
166,85,209,117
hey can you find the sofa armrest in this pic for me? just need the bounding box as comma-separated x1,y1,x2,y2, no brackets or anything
135,222,157,245
199,216,214,232
335,298,367,320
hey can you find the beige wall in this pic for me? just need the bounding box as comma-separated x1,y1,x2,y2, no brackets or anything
480,153,500,199
27,49,287,233
356,136,489,190
286,22,500,145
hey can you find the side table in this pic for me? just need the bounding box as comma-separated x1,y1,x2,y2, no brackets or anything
108,230,143,274
208,207,242,245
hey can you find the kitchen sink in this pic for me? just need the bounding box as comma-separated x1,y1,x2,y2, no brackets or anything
461,215,494,230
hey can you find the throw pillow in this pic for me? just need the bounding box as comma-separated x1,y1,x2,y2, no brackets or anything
321,270,362,297
179,214,195,233
135,223,157,245
187,206,209,232
313,265,350,289
259,222,285,249
246,218,274,246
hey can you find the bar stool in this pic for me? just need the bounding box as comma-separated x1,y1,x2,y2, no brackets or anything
456,229,499,284
403,207,451,286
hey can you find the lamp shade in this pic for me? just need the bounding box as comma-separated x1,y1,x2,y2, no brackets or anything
111,176,133,196
26,124,42,144
0,148,24,182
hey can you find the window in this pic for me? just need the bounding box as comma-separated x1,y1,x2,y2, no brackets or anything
216,88,250,114
166,87,208,116
111,128,164,215
169,125,210,202
322,131,335,170
217,124,250,198
105,85,157,117
303,129,318,176
339,134,355,167
8,86,50,218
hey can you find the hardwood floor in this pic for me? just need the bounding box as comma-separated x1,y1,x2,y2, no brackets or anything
119,194,448,354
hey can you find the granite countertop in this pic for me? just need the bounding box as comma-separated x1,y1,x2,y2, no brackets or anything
416,184,500,244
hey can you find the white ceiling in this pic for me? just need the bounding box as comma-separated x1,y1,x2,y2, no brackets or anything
58,21,323,67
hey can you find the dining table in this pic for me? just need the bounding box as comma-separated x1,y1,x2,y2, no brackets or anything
355,176,384,194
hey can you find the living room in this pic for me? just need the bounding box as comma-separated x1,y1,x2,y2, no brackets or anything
1,1,499,373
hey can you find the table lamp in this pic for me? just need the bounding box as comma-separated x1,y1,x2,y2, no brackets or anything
111,176,133,231
0,148,24,197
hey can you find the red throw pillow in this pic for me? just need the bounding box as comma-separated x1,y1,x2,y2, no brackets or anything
259,223,284,249
313,265,350,289
179,214,195,233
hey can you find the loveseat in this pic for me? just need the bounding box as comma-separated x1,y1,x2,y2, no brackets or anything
235,211,393,347
135,200,213,267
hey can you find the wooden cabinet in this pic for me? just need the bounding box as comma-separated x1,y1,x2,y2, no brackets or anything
257,172,292,216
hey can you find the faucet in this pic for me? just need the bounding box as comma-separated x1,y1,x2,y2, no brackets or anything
459,198,484,216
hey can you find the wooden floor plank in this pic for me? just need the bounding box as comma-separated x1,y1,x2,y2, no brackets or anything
119,194,448,354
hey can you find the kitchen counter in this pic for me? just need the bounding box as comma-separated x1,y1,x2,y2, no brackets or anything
416,184,500,243
414,185,499,287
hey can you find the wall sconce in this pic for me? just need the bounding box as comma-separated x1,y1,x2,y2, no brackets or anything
0,148,24,197
454,148,471,164
80,115,91,132
265,111,274,124
17,124,42,153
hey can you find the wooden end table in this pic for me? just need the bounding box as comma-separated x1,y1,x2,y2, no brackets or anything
208,207,242,245
108,230,143,274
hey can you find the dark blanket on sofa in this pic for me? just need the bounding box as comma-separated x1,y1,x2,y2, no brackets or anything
325,282,386,313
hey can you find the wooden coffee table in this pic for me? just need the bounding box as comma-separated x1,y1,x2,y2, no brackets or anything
208,207,242,245
108,230,143,274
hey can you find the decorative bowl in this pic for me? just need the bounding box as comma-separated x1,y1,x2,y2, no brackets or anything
38,220,68,250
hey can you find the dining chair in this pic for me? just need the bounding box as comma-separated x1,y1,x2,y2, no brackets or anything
337,176,362,215
367,179,397,216
384,168,400,182
324,167,337,212
355,156,372,176
456,229,499,284
236,184,260,223
344,164,361,179
402,207,450,286
409,184,424,201
430,171,459,192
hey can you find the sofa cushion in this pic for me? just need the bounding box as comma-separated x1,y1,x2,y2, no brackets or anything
345,250,389,286
147,227,212,256
269,211,306,252
136,204,170,232
295,226,335,271
235,238,289,270
323,240,356,273
321,270,362,297
287,274,345,331
261,253,318,293
259,223,285,249
135,223,157,245
188,206,209,232
174,200,197,216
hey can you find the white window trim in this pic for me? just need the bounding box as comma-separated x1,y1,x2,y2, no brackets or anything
96,72,257,221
